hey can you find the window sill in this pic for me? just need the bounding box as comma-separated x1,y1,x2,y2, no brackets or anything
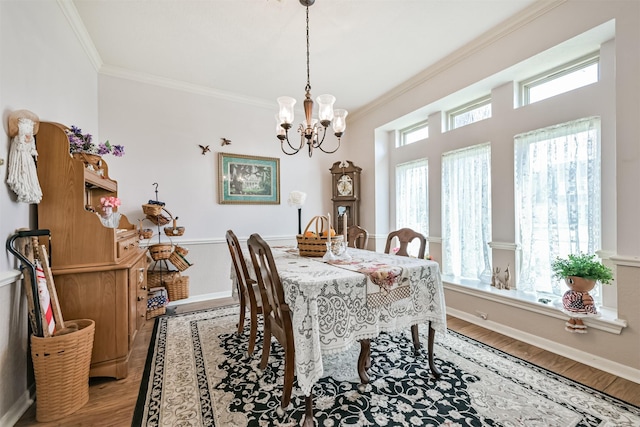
442,276,627,334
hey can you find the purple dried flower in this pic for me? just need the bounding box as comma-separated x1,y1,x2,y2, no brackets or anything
112,145,125,157
66,125,124,157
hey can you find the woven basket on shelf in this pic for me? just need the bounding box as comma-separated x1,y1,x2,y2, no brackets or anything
169,250,192,271
147,270,180,287
165,276,189,301
148,243,173,261
296,215,344,257
146,306,166,320
31,319,95,422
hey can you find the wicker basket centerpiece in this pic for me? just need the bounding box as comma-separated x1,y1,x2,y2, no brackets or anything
296,215,344,257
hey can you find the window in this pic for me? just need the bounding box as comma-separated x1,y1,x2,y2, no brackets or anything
441,143,492,280
521,53,599,105
447,96,491,130
514,117,602,298
395,159,428,256
398,120,428,147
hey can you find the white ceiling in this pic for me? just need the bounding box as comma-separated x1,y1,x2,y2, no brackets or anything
71,0,539,115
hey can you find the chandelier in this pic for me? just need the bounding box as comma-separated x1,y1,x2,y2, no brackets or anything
275,0,347,157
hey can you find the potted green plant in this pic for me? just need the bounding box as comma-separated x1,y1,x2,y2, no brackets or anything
551,253,613,333
551,253,614,285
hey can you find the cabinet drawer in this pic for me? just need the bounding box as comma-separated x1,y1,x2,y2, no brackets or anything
117,236,139,259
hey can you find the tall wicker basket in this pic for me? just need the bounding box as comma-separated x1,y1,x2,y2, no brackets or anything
30,319,95,422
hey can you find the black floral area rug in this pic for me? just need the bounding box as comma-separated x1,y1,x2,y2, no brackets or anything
132,306,640,426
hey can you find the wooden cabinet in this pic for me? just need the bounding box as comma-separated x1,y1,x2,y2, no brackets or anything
35,122,147,379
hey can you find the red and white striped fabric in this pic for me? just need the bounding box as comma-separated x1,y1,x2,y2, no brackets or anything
35,260,56,336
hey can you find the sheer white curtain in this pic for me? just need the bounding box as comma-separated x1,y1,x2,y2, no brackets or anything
442,143,492,280
395,159,428,256
515,116,601,294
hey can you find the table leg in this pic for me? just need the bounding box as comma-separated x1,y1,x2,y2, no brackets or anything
303,392,314,427
358,339,371,384
411,324,421,355
427,321,442,379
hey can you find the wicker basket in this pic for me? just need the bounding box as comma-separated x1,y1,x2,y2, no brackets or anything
296,215,344,257
165,276,189,301
146,306,166,320
147,270,180,287
142,203,162,216
146,213,171,226
174,245,188,256
72,152,102,169
148,243,173,260
164,218,185,237
31,319,95,422
139,228,154,240
169,250,192,271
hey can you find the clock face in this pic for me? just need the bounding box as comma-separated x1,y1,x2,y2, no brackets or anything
337,174,353,196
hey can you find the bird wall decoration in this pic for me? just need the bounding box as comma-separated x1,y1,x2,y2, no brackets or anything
221,138,231,146
198,145,210,155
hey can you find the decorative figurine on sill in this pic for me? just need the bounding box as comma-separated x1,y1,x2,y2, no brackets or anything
491,265,511,290
552,253,614,334
6,109,42,204
562,279,596,333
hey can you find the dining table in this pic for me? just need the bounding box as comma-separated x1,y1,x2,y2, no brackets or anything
233,244,447,424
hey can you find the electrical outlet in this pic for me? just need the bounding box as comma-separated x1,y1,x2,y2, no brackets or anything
475,310,488,320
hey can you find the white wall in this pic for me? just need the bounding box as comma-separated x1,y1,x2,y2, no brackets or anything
0,1,99,424
98,75,345,299
347,0,640,379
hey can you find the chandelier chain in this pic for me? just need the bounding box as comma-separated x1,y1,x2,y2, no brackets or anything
305,5,311,92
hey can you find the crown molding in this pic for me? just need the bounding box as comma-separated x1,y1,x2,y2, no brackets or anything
98,65,274,109
349,0,567,122
57,0,103,71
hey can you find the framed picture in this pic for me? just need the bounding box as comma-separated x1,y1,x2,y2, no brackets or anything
218,152,280,204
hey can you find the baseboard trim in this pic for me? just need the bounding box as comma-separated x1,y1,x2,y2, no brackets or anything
166,291,232,307
447,307,640,385
1,385,34,427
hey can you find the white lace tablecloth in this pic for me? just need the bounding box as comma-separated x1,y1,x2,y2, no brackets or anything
234,246,447,397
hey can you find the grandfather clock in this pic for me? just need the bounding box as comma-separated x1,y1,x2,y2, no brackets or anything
330,160,361,234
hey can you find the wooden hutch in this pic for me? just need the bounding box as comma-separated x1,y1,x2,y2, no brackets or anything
35,122,147,379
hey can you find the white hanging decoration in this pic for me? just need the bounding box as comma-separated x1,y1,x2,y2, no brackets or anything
6,110,42,204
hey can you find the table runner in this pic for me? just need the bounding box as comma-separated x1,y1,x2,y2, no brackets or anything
327,254,411,308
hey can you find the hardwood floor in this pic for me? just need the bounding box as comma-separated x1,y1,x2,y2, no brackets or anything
15,298,640,426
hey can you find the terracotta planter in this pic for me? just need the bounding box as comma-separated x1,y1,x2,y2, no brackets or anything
564,276,596,293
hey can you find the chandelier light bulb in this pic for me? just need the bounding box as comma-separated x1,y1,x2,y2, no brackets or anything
277,96,296,125
332,109,348,135
316,94,336,125
275,114,286,138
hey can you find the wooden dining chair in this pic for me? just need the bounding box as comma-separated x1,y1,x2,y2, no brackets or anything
384,227,427,259
247,233,296,410
347,225,369,249
384,227,427,354
226,230,262,355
